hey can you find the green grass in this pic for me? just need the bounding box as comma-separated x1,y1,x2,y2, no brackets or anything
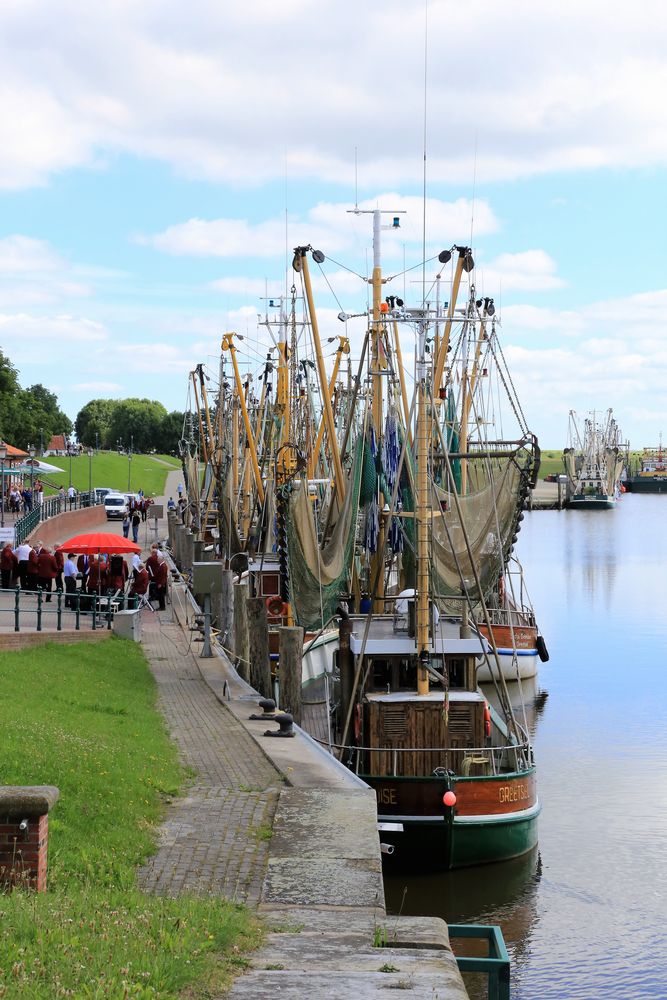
0,639,260,998
39,452,181,498
538,450,565,478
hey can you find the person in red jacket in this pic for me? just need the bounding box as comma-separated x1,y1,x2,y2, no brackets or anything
27,546,39,591
37,546,59,602
54,547,64,593
129,562,149,598
145,546,168,610
86,555,105,595
106,555,128,593
0,543,18,590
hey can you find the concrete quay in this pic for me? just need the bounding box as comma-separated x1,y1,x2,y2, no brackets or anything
1,468,469,996
162,569,468,997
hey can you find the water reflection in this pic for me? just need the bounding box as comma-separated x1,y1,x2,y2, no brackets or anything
384,496,667,999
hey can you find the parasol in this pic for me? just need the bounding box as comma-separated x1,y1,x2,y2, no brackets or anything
56,532,141,555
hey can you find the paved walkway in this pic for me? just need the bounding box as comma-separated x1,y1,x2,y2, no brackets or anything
136,612,282,903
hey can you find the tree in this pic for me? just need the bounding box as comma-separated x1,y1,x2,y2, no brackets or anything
0,351,71,449
75,399,119,448
108,398,168,453
157,411,184,454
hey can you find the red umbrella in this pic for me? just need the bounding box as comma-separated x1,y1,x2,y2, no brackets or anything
56,532,141,555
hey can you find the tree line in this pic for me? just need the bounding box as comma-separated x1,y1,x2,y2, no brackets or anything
0,348,183,454
74,398,184,454
0,350,72,450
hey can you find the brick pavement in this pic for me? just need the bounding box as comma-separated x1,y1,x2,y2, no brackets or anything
136,610,283,904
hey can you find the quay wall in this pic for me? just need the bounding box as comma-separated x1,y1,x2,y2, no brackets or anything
26,505,107,548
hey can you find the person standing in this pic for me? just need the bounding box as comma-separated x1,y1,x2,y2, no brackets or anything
54,547,64,593
63,552,78,609
77,553,89,593
1,543,18,590
129,561,149,598
27,545,39,590
177,482,183,498
67,484,76,509
131,507,141,544
146,544,168,610
122,512,130,538
37,546,58,602
14,540,31,589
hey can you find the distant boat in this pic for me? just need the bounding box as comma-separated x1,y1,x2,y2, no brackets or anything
623,437,667,493
563,409,625,510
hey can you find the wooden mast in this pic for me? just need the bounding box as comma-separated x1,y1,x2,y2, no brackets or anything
415,315,430,696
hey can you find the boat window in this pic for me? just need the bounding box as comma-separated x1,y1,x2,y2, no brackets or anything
447,657,465,688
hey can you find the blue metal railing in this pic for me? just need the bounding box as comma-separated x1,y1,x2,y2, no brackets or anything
449,924,510,1000
13,491,95,544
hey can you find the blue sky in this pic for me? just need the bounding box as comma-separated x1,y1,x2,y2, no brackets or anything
1,0,666,447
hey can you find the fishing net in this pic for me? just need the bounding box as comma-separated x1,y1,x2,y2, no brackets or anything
287,440,365,630
431,450,529,601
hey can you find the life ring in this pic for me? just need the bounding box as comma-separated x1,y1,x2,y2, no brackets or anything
265,595,287,618
536,634,549,662
353,703,362,742
484,703,492,738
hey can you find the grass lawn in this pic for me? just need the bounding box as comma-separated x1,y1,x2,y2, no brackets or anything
0,639,260,998
40,452,181,498
538,450,565,478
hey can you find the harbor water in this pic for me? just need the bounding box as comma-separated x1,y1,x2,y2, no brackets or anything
385,493,667,999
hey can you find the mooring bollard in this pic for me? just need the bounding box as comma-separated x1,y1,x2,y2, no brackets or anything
0,785,60,892
264,712,295,738
249,697,277,720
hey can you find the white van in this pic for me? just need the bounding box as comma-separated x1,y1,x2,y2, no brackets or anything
104,492,128,519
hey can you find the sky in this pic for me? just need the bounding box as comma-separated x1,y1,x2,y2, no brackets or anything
1,0,666,447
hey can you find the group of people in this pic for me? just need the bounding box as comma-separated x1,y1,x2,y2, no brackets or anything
1,541,169,610
4,478,44,514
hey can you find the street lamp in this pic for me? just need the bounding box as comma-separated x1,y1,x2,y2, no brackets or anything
0,442,6,528
127,448,132,491
28,444,35,510
68,446,72,488
88,448,93,502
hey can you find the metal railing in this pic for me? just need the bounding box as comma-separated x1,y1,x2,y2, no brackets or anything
13,491,95,544
0,586,136,632
449,924,510,1000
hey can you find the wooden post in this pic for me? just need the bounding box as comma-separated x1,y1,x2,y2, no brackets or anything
279,626,303,726
338,615,353,741
247,596,272,698
214,569,234,655
233,581,249,681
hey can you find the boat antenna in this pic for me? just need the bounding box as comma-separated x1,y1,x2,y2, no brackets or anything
354,145,358,211
421,0,429,309
469,132,478,248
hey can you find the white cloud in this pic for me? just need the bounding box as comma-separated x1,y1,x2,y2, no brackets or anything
71,381,123,392
0,235,92,306
2,2,667,189
141,195,498,260
477,250,565,293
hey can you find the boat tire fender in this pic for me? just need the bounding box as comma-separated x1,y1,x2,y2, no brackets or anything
536,634,549,662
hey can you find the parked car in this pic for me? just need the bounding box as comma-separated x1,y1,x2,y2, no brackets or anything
104,492,128,519
94,487,113,504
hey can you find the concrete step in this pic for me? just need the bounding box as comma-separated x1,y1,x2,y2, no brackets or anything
226,969,468,998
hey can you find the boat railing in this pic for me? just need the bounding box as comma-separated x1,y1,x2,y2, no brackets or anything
320,739,533,777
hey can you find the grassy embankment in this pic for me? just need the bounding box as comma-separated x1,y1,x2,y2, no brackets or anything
0,639,260,998
537,450,565,479
38,452,181,498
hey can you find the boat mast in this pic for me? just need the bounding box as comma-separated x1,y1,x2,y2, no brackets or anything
415,314,431,696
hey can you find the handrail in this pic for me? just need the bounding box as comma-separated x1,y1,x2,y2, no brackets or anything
0,585,133,632
13,491,95,544
315,738,531,756
448,923,510,1000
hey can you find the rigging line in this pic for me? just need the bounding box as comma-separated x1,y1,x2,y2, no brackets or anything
428,389,522,744
469,132,478,248
319,254,367,282
384,253,440,283
315,261,347,314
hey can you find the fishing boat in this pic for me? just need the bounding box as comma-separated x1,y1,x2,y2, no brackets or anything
177,209,542,869
563,409,625,509
281,216,540,868
623,438,667,492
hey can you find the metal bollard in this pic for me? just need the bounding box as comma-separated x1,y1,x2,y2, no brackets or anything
264,712,295,738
